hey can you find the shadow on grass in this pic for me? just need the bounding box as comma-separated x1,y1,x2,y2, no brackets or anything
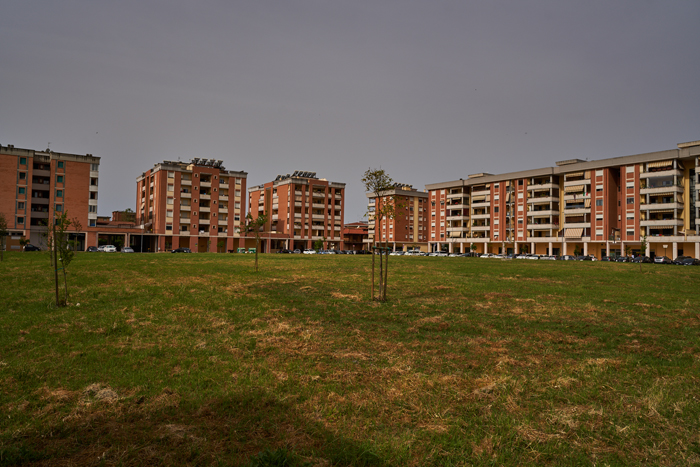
4,389,388,467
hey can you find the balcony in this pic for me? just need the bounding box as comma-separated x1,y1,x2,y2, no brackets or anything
640,168,682,178
528,223,555,230
312,214,325,220
641,202,684,211
528,196,556,204
564,178,590,187
640,185,683,195
180,192,191,198
219,182,229,188
527,183,556,191
200,181,211,187
641,219,684,227
447,192,466,199
219,194,228,200
471,225,490,232
312,203,325,208
446,226,468,232
181,180,192,186
219,207,228,213
180,205,191,211
446,215,468,221
447,203,469,210
528,209,557,217
564,222,590,229
471,213,490,220
180,218,191,224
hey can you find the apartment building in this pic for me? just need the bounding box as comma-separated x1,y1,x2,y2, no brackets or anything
426,140,700,259
247,171,345,251
136,158,247,253
0,144,100,251
365,184,430,252
342,221,369,251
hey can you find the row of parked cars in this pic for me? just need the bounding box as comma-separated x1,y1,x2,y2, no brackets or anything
86,245,135,253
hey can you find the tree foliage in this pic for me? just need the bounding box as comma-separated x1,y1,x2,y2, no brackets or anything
245,212,268,272
50,212,82,307
362,168,404,302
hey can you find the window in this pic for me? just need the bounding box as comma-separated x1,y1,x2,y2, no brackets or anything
18,187,25,195
56,190,63,198
91,163,99,171
89,206,97,213
57,161,64,169
168,172,175,178
167,198,174,205
56,175,64,183
17,202,24,210
20,157,27,165
595,199,603,207
494,206,499,213
19,172,26,180
55,204,63,212
17,217,24,224
626,230,635,236
166,225,173,231
89,220,96,227
626,197,634,205
518,180,523,186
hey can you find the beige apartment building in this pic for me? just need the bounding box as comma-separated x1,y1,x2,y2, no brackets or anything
365,184,430,252
247,171,345,251
426,140,700,259
136,158,248,253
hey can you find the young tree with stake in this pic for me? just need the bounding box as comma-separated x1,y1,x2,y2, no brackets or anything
245,211,268,272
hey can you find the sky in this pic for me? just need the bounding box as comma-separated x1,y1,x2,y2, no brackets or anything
2,1,699,222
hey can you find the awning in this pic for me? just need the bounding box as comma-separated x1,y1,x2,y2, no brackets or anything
472,195,486,202
649,209,674,213
648,225,675,229
651,192,673,197
677,194,684,203
566,171,584,178
565,185,584,193
647,160,672,169
585,199,591,208
564,228,583,238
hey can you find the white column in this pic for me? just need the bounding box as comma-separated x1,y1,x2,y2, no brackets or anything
514,242,518,254
620,241,625,257
562,240,567,256
606,241,610,257
548,242,553,256
393,242,396,252
530,242,535,254
646,241,650,257
672,242,678,259
448,242,453,253
695,242,699,259
583,242,588,256
436,242,440,252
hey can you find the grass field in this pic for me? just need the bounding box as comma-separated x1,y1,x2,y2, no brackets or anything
1,252,699,466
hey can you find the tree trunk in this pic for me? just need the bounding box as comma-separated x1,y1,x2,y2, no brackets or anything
62,264,69,303
0,238,4,262
255,236,259,272
378,247,384,301
383,248,389,302
53,224,60,307
371,246,375,300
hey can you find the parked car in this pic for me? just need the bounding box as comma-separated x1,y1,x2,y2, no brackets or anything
103,245,117,253
680,257,700,266
601,256,613,262
277,249,293,254
303,249,316,254
86,246,99,252
615,256,630,262
97,246,106,252
653,256,672,264
172,248,192,253
540,255,556,260
122,247,134,253
672,256,691,265
293,249,302,254
631,256,652,263
23,244,41,251
561,255,577,261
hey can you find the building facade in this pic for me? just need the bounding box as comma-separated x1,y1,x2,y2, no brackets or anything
247,171,345,252
342,221,369,251
426,140,700,259
136,159,248,253
364,184,430,252
0,144,100,251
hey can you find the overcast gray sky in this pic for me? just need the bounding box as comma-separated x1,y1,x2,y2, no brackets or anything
2,1,699,222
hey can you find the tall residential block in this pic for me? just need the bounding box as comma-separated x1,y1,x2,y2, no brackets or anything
426,140,700,259
136,158,247,253
0,144,100,250
247,171,345,251
365,184,430,252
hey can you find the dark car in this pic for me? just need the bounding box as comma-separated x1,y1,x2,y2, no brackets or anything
681,257,700,266
172,248,192,253
631,256,652,263
292,249,301,254
24,244,41,251
653,256,672,264
601,256,613,262
86,246,99,252
277,249,292,254
672,256,691,265
615,256,630,263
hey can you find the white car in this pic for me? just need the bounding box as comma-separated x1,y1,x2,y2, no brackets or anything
303,249,316,254
103,245,117,253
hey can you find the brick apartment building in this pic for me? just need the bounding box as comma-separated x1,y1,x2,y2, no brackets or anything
426,140,700,259
247,171,345,252
364,184,430,252
342,221,369,251
0,144,101,250
136,158,248,253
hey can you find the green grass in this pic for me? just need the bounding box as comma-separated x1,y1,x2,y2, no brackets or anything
1,252,699,466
